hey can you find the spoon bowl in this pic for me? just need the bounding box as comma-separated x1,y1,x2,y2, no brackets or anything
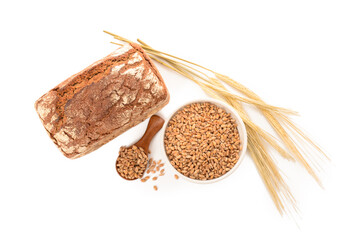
116,115,165,180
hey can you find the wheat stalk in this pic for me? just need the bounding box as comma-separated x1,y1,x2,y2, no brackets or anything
104,30,328,215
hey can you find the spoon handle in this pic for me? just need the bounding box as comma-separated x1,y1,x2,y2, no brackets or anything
135,115,165,153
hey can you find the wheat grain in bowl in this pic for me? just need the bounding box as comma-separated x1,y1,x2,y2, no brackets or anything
164,101,245,182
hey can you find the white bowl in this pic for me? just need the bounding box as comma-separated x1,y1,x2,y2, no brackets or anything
161,98,248,184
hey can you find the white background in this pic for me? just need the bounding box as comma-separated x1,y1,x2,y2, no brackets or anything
1,0,359,239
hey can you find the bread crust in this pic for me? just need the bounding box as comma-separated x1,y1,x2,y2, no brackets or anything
35,43,169,159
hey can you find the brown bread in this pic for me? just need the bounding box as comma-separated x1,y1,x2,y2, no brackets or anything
35,43,169,159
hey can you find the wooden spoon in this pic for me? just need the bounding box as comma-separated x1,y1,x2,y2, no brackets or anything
133,115,165,154
116,115,165,180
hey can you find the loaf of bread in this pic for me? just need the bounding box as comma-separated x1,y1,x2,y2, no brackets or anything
35,43,170,159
